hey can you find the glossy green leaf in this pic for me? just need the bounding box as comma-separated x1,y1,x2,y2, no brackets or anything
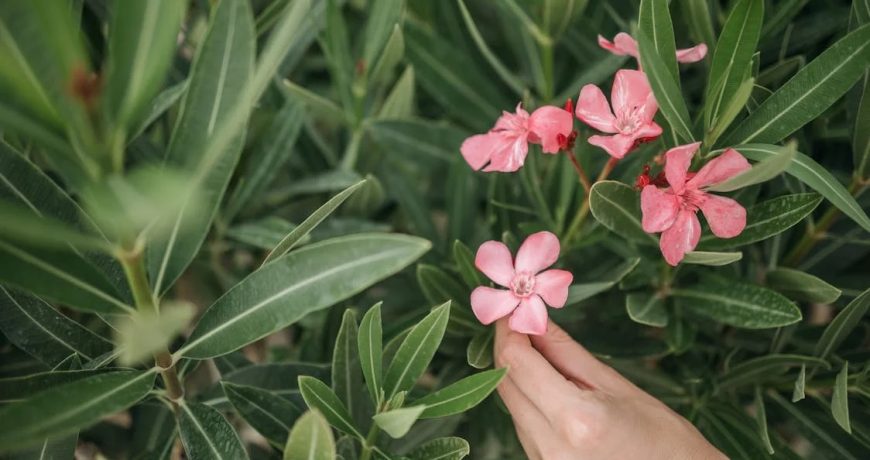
466,329,494,369
673,282,801,328
721,24,870,145
373,405,425,439
766,268,841,303
0,370,155,451
637,30,694,143
332,309,366,426
626,292,667,327
223,382,302,448
414,368,506,418
298,376,363,439
792,364,807,402
406,437,470,460
699,193,822,250
283,410,336,460
853,74,870,180
682,251,743,266
832,362,851,433
705,0,763,129
754,388,775,454
103,0,185,134
567,258,641,305
177,401,249,460
718,354,830,389
262,180,367,265
358,302,383,406
0,287,112,366
814,288,870,359
706,144,795,192
638,0,679,77
383,302,450,399
0,369,111,402
180,234,430,358
589,181,657,244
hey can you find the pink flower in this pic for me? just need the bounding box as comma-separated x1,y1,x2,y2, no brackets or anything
575,69,662,159
460,103,573,172
598,33,707,65
640,142,751,265
470,231,573,335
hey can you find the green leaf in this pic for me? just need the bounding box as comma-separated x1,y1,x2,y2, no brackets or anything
766,268,842,303
280,79,346,123
566,258,641,305
368,119,465,164
0,369,112,402
0,370,155,451
453,240,484,289
373,406,425,439
115,303,195,366
705,77,754,146
792,364,807,402
589,181,657,244
363,0,404,69
698,193,822,250
180,234,430,358
332,309,366,426
0,287,112,366
768,392,863,459
222,382,302,448
456,0,524,95
227,217,300,250
672,281,801,328
755,388,775,455
706,144,795,192
148,0,255,295
406,437,470,460
699,402,776,459
637,31,694,142
414,368,506,418
383,302,451,399
103,0,186,134
358,302,383,406
379,66,415,119
298,376,363,439
417,264,478,336
322,0,353,113
721,24,870,145
177,401,249,460
626,292,667,327
199,362,330,407
814,288,870,359
832,362,851,433
704,0,764,129
283,410,336,460
853,75,870,180
262,180,367,265
718,354,830,389
682,251,743,266
638,0,679,77
128,79,188,141
466,329,494,369
0,200,110,251
8,432,78,460
131,403,176,460
369,25,404,86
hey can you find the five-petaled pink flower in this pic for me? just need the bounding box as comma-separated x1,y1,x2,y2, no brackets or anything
598,33,707,66
470,231,573,335
461,103,573,172
576,69,662,159
640,142,751,266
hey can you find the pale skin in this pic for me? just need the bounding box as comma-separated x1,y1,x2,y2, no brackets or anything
494,318,727,460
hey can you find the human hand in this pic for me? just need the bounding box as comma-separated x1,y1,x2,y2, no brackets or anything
494,319,726,460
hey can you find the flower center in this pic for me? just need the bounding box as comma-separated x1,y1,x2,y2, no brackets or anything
615,106,642,134
510,272,536,298
680,188,707,211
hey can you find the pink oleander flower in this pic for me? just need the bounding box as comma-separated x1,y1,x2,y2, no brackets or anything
460,103,573,172
575,69,662,159
598,32,707,65
640,142,751,266
470,231,574,335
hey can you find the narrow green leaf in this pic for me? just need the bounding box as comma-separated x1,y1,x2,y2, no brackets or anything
466,329,494,369
626,292,667,327
8,432,78,460
0,370,155,451
283,410,336,460
368,119,465,164
358,302,383,406
369,25,404,86
406,437,470,460
705,77,754,146
0,199,110,251
721,24,870,145
0,369,112,402
682,0,716,50
227,217,300,250
682,251,743,266
223,382,302,448
414,368,506,418
638,0,679,77
456,0,524,95
637,28,694,142
180,234,430,359
379,66,415,119
719,354,830,389
706,144,795,192
754,388,775,454
177,401,249,460
131,403,176,460
332,309,365,426
853,74,870,180
280,79,346,123
453,240,484,289
673,282,801,329
768,392,861,459
567,258,641,305
322,0,353,113
814,288,870,359
128,79,188,142
589,181,658,244
792,364,807,402
298,376,363,439
417,264,478,336
383,302,451,399
372,405,425,438
766,268,841,303
363,0,404,67
198,362,330,408
832,362,852,433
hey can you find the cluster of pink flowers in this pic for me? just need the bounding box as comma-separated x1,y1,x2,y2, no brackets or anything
464,33,755,333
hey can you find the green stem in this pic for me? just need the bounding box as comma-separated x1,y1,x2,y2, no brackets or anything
359,424,380,460
541,39,555,102
563,158,618,244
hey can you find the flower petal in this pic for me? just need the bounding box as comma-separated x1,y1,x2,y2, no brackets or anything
515,231,560,274
471,287,520,325
676,43,708,63
494,104,529,132
529,106,574,153
475,241,515,286
659,210,701,266
641,185,680,233
509,295,549,335
686,148,751,189
634,120,662,140
588,133,637,159
639,91,659,123
482,134,529,172
664,142,701,194
699,194,746,238
576,84,617,133
534,269,573,308
460,133,498,170
611,69,651,117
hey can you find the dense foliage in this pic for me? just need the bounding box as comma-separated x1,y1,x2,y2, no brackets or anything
0,0,868,458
